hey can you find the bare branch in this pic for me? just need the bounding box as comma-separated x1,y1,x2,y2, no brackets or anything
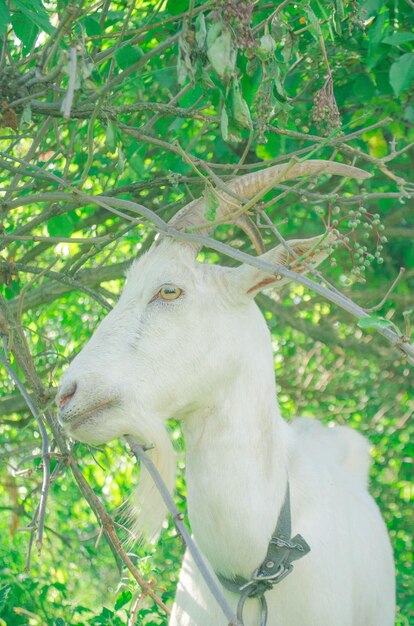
365,268,407,313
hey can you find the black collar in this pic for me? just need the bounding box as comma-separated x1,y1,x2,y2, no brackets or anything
216,483,311,625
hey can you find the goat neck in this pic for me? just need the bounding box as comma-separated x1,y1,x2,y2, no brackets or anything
182,302,291,580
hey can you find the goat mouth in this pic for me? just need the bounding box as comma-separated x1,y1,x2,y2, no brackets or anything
64,400,116,432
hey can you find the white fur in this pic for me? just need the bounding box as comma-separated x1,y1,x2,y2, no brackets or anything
57,240,395,625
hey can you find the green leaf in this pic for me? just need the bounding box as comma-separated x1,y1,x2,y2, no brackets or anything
177,30,193,85
117,146,126,173
368,10,388,45
335,0,345,19
206,21,222,47
203,186,219,221
382,32,414,46
114,589,132,610
11,12,39,52
220,105,229,142
333,12,342,37
255,34,276,61
177,51,188,85
105,121,118,152
281,30,295,64
267,61,285,98
129,154,145,175
72,606,92,615
195,13,206,50
82,16,102,37
304,6,321,41
13,0,54,35
361,0,385,18
51,582,66,591
207,27,236,81
0,585,11,612
404,105,414,123
200,67,215,88
389,53,414,96
20,104,32,125
90,607,114,625
357,316,402,335
246,57,259,77
0,0,11,36
115,44,143,69
47,214,75,238
231,80,252,129
166,0,188,15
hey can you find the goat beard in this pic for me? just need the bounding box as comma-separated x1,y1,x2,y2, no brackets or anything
126,421,176,544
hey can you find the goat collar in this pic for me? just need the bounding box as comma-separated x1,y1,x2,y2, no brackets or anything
217,483,310,625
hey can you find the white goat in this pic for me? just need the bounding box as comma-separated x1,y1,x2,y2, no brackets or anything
57,161,395,626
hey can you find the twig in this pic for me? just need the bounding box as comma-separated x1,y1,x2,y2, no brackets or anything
0,354,50,561
6,261,130,313
402,310,412,341
2,118,54,202
140,83,194,132
98,33,180,96
1,261,112,311
126,436,242,626
61,47,78,119
365,268,406,312
87,1,214,43
0,234,117,245
128,591,147,626
257,209,344,299
17,258,60,327
268,118,392,145
30,99,216,122
66,453,171,615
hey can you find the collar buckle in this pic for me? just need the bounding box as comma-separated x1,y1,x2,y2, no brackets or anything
217,482,311,626
253,562,293,586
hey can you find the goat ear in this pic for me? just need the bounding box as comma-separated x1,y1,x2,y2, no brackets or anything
230,233,334,298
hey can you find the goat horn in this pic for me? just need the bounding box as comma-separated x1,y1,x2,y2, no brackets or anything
234,215,266,255
169,160,370,241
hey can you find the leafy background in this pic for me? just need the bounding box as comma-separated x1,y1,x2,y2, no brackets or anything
0,0,413,624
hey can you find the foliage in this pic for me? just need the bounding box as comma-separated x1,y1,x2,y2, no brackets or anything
0,0,413,625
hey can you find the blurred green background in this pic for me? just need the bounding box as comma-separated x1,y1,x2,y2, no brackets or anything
0,0,413,624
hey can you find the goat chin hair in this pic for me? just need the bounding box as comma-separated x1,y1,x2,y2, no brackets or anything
126,424,176,544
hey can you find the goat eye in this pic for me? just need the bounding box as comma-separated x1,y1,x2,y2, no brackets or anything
159,285,182,301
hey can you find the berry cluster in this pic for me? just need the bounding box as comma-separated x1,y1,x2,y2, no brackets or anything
217,0,255,48
311,81,341,136
254,81,274,143
348,0,365,35
319,204,388,282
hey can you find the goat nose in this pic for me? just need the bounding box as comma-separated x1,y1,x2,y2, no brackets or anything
57,382,77,409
